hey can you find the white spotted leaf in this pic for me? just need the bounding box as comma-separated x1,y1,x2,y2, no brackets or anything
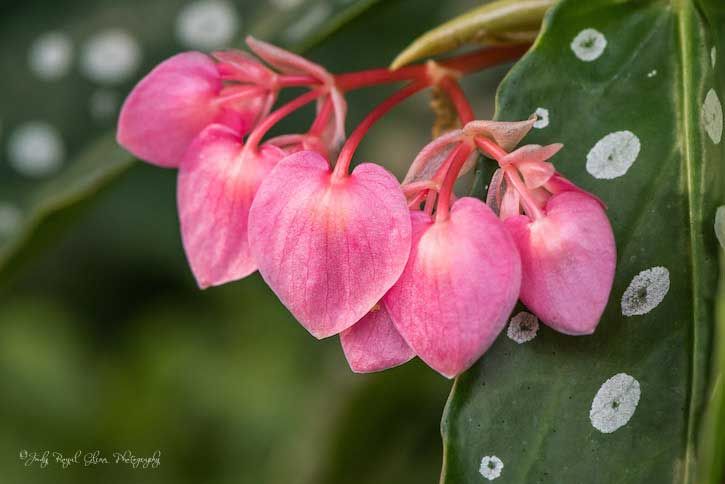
442,1,725,483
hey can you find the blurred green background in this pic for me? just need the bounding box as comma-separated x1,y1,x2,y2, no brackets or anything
0,0,512,482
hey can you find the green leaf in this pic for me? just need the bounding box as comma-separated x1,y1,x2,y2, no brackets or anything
390,0,553,69
0,0,382,283
441,0,725,483
0,135,134,283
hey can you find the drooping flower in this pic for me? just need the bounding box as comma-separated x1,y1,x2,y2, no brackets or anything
483,141,616,335
340,303,415,373
384,199,521,378
117,52,243,167
248,150,412,339
177,124,286,288
504,189,616,335
117,37,345,168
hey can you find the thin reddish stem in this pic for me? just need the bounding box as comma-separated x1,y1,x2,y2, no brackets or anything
277,74,319,87
408,190,427,209
246,89,323,150
333,81,427,179
308,97,333,136
436,143,474,222
438,77,475,124
336,65,425,90
334,44,529,91
474,136,544,220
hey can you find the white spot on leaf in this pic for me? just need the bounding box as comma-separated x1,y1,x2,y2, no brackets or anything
533,107,549,129
702,88,723,144
7,122,64,177
0,203,22,240
586,130,641,179
715,206,725,250
479,455,503,480
29,32,73,81
571,28,607,62
590,373,640,433
646,69,657,78
176,0,239,50
81,29,141,84
507,311,539,344
712,47,717,68
621,266,670,317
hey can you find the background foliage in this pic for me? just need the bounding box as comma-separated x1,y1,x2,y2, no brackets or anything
0,0,510,483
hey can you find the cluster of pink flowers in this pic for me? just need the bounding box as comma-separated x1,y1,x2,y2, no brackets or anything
117,38,615,378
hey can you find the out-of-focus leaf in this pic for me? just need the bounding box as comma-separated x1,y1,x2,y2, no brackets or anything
391,0,553,69
441,0,725,482
0,0,385,283
0,135,134,282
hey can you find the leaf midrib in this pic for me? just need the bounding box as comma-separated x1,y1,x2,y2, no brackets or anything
673,0,704,482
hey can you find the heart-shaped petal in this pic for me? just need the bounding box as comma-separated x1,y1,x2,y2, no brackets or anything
340,303,415,373
117,52,223,168
504,191,616,335
178,124,285,288
384,199,521,378
248,151,412,338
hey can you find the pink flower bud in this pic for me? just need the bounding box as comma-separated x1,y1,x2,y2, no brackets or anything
248,151,412,339
384,199,521,378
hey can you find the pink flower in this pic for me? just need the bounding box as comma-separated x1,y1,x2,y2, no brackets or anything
177,124,286,288
384,199,521,378
340,303,415,373
117,52,237,168
484,142,616,335
117,37,345,168
248,150,412,339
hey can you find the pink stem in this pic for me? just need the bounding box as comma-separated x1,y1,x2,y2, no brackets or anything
436,143,474,222
474,136,544,220
438,77,475,124
308,97,333,136
408,190,427,209
332,81,428,179
245,89,323,150
334,44,529,91
277,74,319,87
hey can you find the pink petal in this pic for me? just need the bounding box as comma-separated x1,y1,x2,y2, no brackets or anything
499,178,521,220
485,168,505,215
384,199,521,378
463,118,536,151
178,124,285,288
504,191,616,335
248,151,412,339
318,88,348,153
213,50,275,84
544,173,607,208
117,52,223,168
340,303,415,373
403,130,463,185
246,36,332,83
500,144,561,188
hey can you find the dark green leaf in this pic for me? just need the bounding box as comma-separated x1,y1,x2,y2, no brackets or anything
441,0,725,482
